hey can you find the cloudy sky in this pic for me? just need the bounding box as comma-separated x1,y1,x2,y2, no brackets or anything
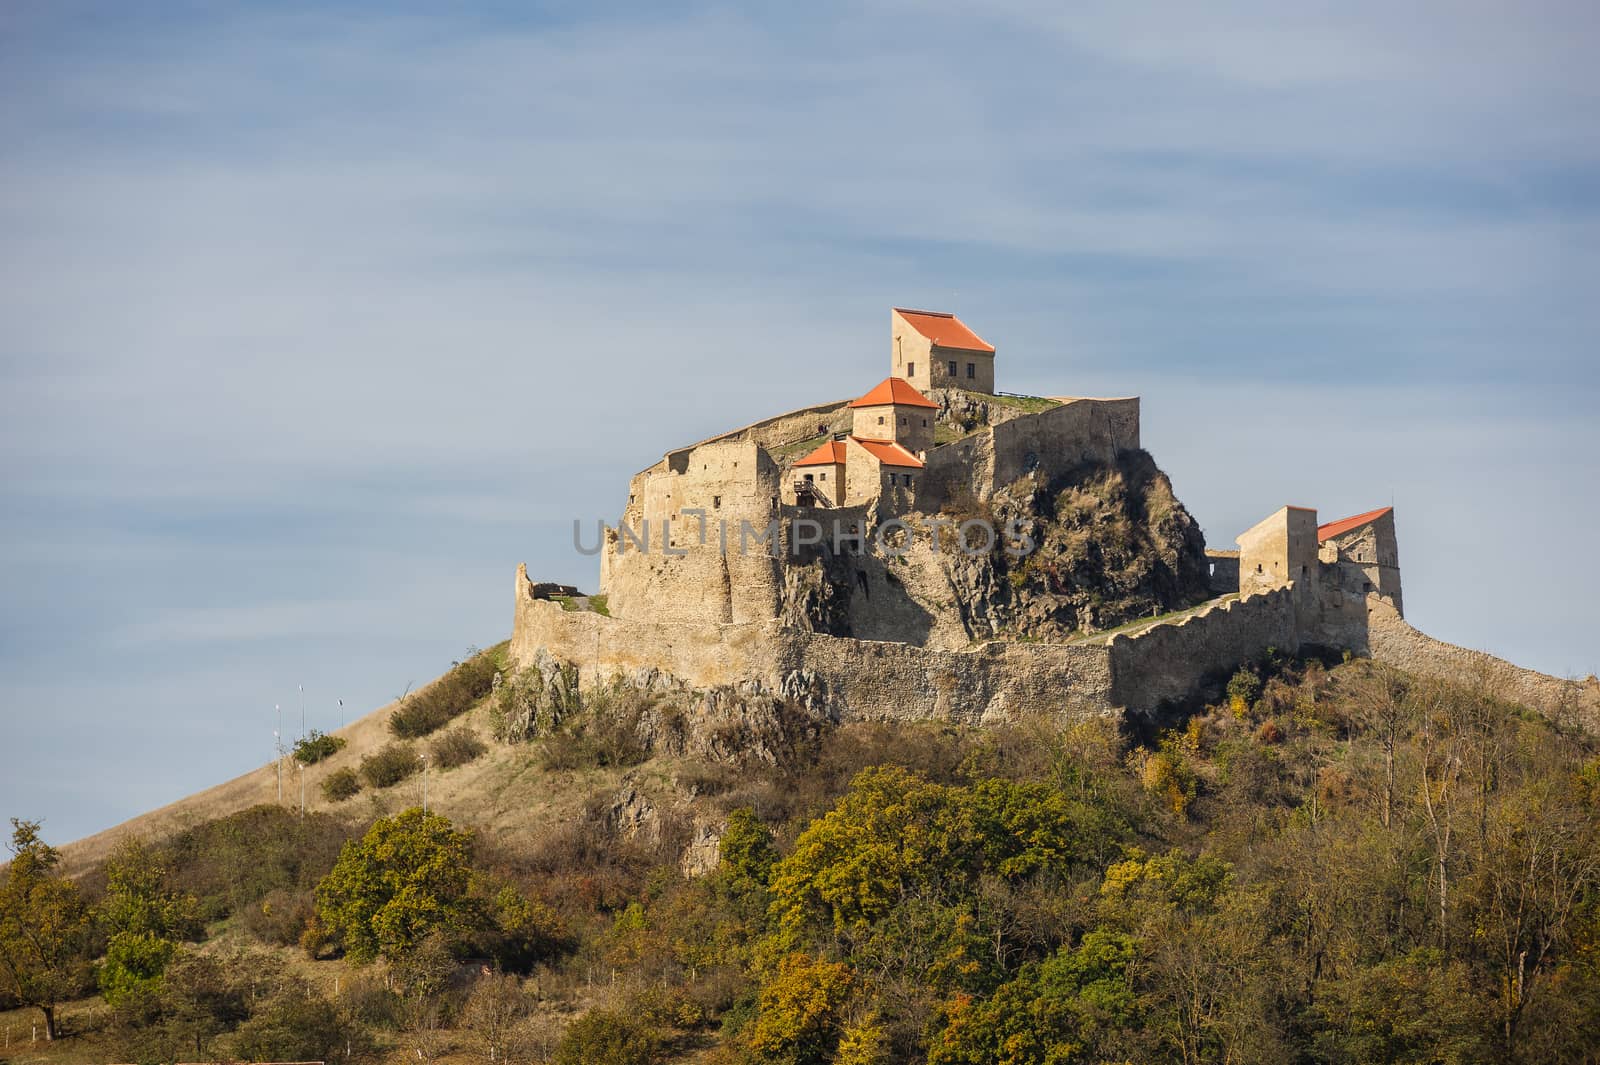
3,1,1597,844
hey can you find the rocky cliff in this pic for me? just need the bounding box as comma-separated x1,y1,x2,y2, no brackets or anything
779,449,1212,646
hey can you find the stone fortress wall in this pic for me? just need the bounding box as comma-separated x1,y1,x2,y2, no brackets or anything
514,564,1118,723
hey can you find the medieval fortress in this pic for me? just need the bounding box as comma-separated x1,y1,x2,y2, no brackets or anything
513,310,1599,731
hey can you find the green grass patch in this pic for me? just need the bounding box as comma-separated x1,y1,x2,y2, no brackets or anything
985,391,1062,412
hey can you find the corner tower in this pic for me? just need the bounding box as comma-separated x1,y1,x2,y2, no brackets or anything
891,308,996,394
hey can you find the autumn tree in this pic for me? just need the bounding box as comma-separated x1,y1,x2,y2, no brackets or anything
0,819,92,1039
315,807,477,963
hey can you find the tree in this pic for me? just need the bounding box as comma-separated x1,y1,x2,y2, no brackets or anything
461,972,530,1063
720,807,779,886
747,953,856,1065
927,930,1139,1065
315,807,477,963
96,837,201,1009
0,819,92,1039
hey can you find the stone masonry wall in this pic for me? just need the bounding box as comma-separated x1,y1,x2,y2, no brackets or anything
515,564,1116,722
1362,597,1600,733
918,397,1140,507
1107,587,1302,711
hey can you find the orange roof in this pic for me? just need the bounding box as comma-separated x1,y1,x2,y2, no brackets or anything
894,308,994,352
851,436,924,469
793,439,848,467
1317,506,1393,542
849,376,939,409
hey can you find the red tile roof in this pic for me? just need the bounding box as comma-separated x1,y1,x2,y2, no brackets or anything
793,440,849,467
894,308,994,352
1317,506,1392,542
849,376,939,409
851,436,924,469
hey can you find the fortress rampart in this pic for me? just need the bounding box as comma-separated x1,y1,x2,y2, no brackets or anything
1358,597,1599,731
1107,588,1301,711
513,565,1118,722
918,396,1139,506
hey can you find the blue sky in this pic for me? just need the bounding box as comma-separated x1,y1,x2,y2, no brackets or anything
2,1,1597,844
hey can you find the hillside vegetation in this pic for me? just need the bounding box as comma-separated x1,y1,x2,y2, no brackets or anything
4,653,1599,1064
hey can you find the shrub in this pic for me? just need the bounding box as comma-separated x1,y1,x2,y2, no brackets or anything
241,887,315,947
360,743,420,789
430,726,487,770
321,767,362,803
389,649,501,739
553,1009,658,1065
293,729,346,765
229,984,350,1064
162,806,355,922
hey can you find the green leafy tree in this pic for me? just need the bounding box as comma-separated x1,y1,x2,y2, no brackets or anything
0,819,92,1039
315,808,477,963
97,837,200,1008
721,807,779,886
928,929,1139,1065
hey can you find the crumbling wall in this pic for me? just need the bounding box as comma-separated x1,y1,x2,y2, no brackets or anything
1362,597,1599,732
1107,587,1302,710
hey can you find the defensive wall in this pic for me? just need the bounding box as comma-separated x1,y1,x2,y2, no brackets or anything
519,564,1116,721
1359,597,1600,732
1106,587,1302,711
520,564,1307,720
918,396,1140,506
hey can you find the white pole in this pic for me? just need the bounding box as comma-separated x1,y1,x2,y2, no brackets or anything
338,698,344,729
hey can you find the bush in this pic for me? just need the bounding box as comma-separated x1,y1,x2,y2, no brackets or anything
430,726,487,769
241,887,315,947
360,743,420,789
293,729,346,765
389,649,501,739
229,984,351,1064
162,806,355,922
321,766,362,802
554,1009,658,1065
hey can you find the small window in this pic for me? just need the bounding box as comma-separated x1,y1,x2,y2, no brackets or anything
907,362,915,377
713,495,721,508
921,418,927,427
804,473,814,483
966,362,975,378
947,360,957,376
900,416,907,426
878,415,885,425
1256,564,1263,573
819,472,826,481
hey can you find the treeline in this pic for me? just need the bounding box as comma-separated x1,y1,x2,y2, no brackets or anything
3,654,1598,1063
